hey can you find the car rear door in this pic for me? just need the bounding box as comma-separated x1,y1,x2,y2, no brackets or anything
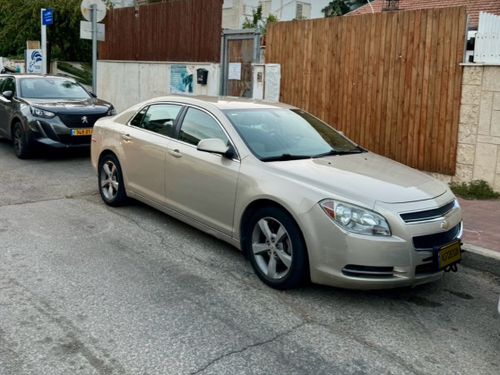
121,103,182,204
165,106,240,236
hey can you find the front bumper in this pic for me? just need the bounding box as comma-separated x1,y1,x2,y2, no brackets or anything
27,118,93,149
302,191,462,289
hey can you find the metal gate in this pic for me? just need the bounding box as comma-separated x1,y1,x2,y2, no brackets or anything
220,29,261,97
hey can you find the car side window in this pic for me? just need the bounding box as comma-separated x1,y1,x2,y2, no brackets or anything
2,78,15,94
130,106,148,127
140,104,182,137
179,108,228,147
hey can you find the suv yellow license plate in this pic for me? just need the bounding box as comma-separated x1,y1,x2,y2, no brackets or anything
71,128,92,136
438,240,461,269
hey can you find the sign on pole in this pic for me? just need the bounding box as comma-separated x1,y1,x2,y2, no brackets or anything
42,8,53,26
40,8,48,74
81,0,106,22
80,0,106,94
80,21,105,41
26,49,43,74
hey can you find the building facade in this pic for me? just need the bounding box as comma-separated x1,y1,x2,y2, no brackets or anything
222,0,312,29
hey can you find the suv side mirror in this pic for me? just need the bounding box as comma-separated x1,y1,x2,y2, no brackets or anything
2,91,13,100
197,138,233,158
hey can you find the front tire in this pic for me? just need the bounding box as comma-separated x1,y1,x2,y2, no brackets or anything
98,154,128,206
243,206,309,290
12,122,31,159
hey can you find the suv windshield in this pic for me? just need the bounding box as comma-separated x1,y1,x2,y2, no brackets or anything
19,78,90,100
223,108,363,161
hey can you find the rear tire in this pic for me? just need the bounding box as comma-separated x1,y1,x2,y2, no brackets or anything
98,154,128,206
243,206,309,290
12,122,31,159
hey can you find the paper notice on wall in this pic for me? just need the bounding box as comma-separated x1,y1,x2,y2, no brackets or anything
228,62,241,80
264,64,281,103
170,64,193,94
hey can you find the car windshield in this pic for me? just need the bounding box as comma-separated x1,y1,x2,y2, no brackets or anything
19,78,90,100
223,108,362,161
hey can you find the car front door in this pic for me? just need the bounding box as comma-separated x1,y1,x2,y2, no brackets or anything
0,77,15,137
121,103,182,204
165,106,240,236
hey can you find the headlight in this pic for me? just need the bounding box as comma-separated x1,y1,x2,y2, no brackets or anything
30,106,55,119
320,199,391,236
107,107,116,116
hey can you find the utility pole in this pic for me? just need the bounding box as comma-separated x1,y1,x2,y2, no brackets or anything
41,8,47,74
92,4,97,93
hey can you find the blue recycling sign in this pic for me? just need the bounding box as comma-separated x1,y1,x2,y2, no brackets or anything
42,9,53,26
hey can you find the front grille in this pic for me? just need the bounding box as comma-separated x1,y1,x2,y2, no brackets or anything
342,265,394,278
400,200,455,223
412,223,461,250
58,112,108,128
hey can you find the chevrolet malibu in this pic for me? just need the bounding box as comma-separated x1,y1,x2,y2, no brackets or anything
0,74,115,158
90,96,463,290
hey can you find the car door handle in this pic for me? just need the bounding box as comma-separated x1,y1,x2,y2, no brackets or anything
168,148,182,158
121,133,132,141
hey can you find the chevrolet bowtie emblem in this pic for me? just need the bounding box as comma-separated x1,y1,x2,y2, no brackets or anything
81,116,88,124
440,219,449,230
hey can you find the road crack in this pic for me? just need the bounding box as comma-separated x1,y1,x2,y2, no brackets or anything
189,321,307,375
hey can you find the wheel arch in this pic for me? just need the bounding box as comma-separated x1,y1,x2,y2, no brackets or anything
239,199,309,257
10,116,24,139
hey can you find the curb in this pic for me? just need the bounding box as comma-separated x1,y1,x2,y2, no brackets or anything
462,243,500,261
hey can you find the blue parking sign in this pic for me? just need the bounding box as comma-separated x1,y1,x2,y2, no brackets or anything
42,9,53,26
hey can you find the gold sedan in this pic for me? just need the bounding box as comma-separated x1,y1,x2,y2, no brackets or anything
91,96,463,290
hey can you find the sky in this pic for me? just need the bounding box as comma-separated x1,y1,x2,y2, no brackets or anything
310,0,334,18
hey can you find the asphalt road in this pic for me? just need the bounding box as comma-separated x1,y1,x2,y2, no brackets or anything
0,139,499,375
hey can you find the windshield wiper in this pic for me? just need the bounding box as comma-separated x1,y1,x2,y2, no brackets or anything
312,146,365,158
261,154,312,162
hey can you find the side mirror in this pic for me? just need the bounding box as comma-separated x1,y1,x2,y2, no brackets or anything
2,91,13,100
197,138,233,158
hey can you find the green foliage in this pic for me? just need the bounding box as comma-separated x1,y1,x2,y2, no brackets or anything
322,0,369,17
57,62,92,85
0,0,92,62
242,5,278,35
449,180,500,200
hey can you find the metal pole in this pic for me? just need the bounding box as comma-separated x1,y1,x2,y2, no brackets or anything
41,8,47,74
92,4,97,93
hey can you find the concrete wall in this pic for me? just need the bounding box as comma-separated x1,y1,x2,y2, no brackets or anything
434,65,500,192
96,61,220,112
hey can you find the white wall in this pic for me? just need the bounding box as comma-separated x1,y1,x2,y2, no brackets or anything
97,61,221,112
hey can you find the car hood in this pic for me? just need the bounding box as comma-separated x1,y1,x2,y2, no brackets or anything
23,98,111,115
267,152,448,208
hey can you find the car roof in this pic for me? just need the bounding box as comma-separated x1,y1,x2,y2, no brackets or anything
0,74,76,81
141,95,297,110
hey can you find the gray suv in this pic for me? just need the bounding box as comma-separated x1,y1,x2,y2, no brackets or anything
0,74,115,158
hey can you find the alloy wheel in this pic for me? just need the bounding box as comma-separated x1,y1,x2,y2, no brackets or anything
100,160,119,201
251,217,293,280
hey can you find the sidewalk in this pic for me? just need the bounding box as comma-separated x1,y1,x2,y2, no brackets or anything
458,198,500,259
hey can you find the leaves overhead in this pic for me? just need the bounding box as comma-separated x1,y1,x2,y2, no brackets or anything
0,0,92,62
322,0,370,17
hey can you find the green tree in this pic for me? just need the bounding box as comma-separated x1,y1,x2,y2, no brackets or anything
322,0,369,17
0,0,92,62
242,5,278,35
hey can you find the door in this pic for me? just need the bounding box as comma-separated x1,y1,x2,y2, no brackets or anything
0,77,15,137
166,107,240,235
221,30,261,97
121,103,182,204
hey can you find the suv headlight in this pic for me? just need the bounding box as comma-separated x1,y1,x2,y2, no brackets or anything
320,199,391,236
30,106,56,119
107,106,116,116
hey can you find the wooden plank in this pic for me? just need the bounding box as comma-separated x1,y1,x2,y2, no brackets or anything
266,7,465,175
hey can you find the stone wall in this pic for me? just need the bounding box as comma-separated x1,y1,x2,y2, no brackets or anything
436,65,500,192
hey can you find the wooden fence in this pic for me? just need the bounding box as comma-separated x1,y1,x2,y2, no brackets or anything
99,0,223,63
266,7,467,175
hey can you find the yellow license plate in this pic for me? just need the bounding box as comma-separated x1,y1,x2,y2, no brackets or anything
439,240,461,269
71,128,92,136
